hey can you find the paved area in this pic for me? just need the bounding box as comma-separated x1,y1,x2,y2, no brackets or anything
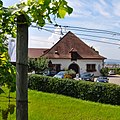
108,75,120,85
95,75,120,85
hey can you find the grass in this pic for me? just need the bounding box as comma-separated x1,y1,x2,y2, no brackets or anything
0,87,120,120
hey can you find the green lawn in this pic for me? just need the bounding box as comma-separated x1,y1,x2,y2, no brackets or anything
0,88,120,120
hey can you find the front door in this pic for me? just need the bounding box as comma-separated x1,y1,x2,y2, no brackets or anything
68,63,79,74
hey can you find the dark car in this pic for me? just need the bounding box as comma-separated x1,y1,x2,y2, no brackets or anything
96,76,109,83
43,70,56,76
80,72,94,82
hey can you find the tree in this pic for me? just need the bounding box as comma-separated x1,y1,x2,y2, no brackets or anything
0,0,73,119
0,30,16,92
28,57,48,73
100,67,109,76
0,0,73,90
0,0,73,82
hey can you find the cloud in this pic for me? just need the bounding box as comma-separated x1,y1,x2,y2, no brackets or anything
99,0,107,6
66,0,93,18
28,36,54,48
47,26,64,44
66,0,112,18
93,2,110,17
112,1,120,16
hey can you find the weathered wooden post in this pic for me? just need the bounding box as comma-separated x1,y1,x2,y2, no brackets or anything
16,14,28,120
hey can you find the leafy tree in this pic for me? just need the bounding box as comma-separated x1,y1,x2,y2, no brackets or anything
0,34,16,92
0,0,73,119
28,57,48,73
0,0,73,88
100,67,109,76
28,58,35,72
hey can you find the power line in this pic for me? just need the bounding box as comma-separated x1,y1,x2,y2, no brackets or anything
80,37,120,46
47,23,120,36
42,26,120,42
30,24,120,46
33,24,120,42
31,25,62,35
74,33,120,42
31,23,120,37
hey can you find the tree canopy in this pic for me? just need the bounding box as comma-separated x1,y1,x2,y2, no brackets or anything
0,0,73,90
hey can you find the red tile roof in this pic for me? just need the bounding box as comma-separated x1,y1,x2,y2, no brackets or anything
41,31,105,59
28,48,48,58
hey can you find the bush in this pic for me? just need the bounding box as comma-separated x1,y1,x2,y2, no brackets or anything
112,68,120,75
28,57,48,74
28,74,120,105
100,67,109,76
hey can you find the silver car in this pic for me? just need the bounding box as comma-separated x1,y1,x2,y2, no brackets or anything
96,76,109,83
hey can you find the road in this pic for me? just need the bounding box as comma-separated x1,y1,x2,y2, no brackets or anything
94,75,120,85
108,75,120,85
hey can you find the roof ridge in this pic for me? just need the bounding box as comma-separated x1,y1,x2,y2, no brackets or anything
41,31,105,59
42,31,72,56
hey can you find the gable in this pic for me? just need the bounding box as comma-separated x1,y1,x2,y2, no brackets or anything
42,31,105,60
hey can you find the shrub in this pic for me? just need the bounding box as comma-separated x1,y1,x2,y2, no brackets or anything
28,57,48,74
28,74,120,105
100,67,109,76
64,69,76,78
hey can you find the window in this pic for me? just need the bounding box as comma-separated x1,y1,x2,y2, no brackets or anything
71,52,77,61
86,64,96,72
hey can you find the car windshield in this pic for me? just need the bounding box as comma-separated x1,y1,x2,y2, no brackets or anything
81,73,91,77
57,71,65,75
99,76,107,79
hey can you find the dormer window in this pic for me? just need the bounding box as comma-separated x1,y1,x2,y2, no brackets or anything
71,52,77,61
69,48,78,61
55,50,59,55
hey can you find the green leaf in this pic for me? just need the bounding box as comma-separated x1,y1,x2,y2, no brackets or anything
0,87,4,94
44,0,51,6
58,6,67,18
0,0,3,7
57,0,73,18
67,6,73,14
38,0,44,4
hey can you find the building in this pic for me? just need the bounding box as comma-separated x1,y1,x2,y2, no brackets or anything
28,31,106,76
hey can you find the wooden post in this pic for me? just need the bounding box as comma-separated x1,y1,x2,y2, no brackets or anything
16,14,28,120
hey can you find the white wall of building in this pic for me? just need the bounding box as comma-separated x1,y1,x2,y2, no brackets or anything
50,59,103,76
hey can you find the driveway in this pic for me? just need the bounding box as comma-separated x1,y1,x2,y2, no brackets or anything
108,75,120,85
94,75,120,85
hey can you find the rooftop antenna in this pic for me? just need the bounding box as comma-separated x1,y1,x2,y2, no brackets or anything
60,25,64,35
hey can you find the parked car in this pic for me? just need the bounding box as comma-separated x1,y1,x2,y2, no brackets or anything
80,72,94,82
43,70,56,76
53,71,66,78
53,70,76,79
96,76,109,83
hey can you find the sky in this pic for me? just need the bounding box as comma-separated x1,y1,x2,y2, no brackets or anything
3,0,120,60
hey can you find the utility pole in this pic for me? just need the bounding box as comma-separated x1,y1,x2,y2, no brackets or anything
16,14,28,120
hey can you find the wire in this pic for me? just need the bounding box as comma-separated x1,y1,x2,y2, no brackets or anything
31,25,62,35
74,33,120,42
30,24,120,46
47,23,120,36
36,25,120,41
31,23,120,37
80,37,120,46
31,24,120,42
64,27,120,36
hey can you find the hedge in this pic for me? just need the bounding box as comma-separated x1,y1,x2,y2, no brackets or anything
28,74,120,105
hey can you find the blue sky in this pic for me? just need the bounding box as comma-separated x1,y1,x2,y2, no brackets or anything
3,0,120,60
